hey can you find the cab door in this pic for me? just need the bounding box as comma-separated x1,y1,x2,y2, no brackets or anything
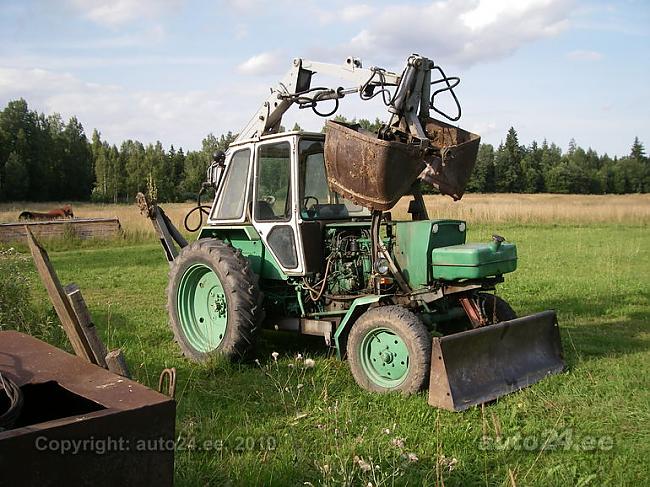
251,137,304,275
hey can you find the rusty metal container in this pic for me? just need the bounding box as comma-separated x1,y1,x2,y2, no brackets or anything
0,331,175,487
419,118,481,201
324,119,480,211
324,120,425,211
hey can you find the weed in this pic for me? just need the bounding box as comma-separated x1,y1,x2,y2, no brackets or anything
0,247,67,347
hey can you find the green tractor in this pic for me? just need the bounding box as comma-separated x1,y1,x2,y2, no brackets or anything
141,55,563,410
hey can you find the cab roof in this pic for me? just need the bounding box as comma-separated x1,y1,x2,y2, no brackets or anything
229,130,325,148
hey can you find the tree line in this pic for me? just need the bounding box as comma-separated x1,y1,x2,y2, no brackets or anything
0,99,647,203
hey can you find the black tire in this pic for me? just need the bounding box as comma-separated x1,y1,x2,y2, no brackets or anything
347,305,431,395
478,293,517,324
167,238,263,362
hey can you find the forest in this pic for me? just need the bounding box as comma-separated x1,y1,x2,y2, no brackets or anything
0,99,647,203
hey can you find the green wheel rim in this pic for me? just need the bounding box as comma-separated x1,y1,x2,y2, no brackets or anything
359,327,410,388
177,263,228,353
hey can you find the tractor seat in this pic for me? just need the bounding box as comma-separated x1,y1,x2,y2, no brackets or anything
255,200,278,220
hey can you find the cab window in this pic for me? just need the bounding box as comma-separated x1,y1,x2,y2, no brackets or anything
298,139,369,220
213,148,250,220
255,141,292,221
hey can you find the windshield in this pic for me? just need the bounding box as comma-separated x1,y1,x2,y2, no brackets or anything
298,139,370,220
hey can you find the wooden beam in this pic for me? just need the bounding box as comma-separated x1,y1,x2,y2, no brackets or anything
105,349,131,378
25,226,95,363
1,218,121,243
64,284,108,368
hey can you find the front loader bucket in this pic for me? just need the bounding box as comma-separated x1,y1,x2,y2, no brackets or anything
428,310,564,411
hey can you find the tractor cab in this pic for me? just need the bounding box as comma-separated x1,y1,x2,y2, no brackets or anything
207,131,369,276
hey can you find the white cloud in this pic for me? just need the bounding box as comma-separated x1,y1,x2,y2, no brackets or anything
69,0,182,26
0,67,227,149
223,0,266,12
566,49,603,61
341,0,573,67
237,51,284,75
341,4,374,22
317,3,374,24
0,53,221,71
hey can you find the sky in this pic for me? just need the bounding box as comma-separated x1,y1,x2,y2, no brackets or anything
0,0,648,156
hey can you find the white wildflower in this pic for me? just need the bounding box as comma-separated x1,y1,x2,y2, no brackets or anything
438,455,458,472
296,353,303,360
382,428,391,435
391,437,405,449
271,351,279,361
304,358,315,368
406,452,419,463
354,455,372,472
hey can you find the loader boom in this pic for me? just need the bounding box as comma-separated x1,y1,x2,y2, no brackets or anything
236,56,401,142
234,54,452,146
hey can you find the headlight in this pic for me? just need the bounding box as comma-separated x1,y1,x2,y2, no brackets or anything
374,258,389,275
458,222,466,232
432,224,439,234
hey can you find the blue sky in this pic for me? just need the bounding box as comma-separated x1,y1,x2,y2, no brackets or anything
0,0,647,156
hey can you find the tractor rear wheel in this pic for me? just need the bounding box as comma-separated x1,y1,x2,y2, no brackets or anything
347,305,431,394
167,239,262,362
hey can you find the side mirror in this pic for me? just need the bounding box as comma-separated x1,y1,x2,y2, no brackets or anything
207,151,227,186
213,151,226,165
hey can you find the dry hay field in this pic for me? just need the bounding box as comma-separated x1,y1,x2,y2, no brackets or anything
1,194,648,239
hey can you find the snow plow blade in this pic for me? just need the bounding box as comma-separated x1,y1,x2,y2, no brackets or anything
428,310,564,411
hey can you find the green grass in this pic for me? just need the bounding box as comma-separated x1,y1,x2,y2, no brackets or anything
4,223,649,486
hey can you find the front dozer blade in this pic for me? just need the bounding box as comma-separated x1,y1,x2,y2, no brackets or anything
428,310,564,411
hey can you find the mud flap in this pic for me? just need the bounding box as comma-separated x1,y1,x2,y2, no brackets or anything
428,310,564,411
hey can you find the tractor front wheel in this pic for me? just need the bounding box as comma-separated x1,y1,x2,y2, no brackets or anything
167,239,262,362
347,305,431,394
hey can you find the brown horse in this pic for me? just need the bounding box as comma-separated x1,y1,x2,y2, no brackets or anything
19,205,74,221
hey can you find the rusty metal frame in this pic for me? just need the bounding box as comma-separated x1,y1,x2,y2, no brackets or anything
0,331,175,486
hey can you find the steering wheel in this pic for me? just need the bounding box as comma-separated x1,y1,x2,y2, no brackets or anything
302,196,320,218
302,196,319,209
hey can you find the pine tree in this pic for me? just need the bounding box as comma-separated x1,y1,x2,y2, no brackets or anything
494,127,524,192
467,143,495,192
4,152,29,200
631,136,646,161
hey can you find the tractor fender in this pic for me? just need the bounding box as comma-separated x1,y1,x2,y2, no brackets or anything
333,295,390,359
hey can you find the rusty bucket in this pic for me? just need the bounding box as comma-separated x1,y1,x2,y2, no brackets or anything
323,119,481,211
324,121,426,211
420,118,481,201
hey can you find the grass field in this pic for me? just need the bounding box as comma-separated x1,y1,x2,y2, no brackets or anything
1,195,649,486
